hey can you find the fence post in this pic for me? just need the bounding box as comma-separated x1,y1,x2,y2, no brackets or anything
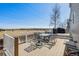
14,37,18,56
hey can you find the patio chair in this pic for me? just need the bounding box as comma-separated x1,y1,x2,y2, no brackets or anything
64,40,79,56
64,40,77,47
24,44,37,53
46,42,54,49
65,47,79,56
33,33,44,48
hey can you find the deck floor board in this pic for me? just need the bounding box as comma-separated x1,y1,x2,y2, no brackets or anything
19,38,66,56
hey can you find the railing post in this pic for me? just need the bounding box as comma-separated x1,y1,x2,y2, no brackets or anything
15,37,18,56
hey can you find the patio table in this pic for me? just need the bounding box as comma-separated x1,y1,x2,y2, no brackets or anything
39,33,53,43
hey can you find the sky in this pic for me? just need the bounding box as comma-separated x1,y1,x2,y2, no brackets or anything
0,3,70,29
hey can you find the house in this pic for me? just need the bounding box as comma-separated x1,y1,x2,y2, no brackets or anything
69,3,79,49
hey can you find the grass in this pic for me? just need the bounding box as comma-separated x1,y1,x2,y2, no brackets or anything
0,31,4,39
0,29,48,39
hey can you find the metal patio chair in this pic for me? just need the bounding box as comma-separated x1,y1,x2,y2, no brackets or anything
64,40,79,56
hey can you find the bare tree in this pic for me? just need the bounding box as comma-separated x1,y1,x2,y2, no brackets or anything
50,4,60,29
49,4,60,33
66,19,70,32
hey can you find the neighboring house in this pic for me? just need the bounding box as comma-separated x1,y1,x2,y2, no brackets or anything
69,3,79,49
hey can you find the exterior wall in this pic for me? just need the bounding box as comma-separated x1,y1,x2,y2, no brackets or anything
70,3,79,48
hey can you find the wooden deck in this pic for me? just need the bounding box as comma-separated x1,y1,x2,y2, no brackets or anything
0,32,69,56
19,38,66,56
